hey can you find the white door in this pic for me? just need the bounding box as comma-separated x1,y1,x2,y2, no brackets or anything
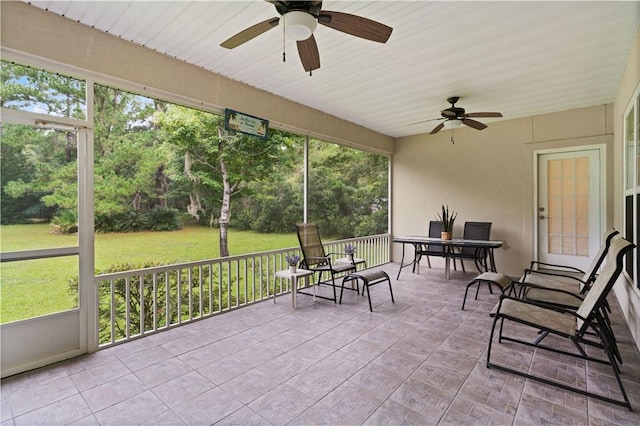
537,148,602,270
0,114,92,377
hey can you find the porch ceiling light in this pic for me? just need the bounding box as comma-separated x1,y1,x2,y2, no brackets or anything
280,11,317,41
444,119,463,129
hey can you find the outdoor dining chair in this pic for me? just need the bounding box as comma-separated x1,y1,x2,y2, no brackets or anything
450,221,492,272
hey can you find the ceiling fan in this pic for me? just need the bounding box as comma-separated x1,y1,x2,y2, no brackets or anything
411,97,503,135
220,1,393,73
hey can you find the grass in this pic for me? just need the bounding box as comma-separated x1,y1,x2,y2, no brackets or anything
0,224,299,323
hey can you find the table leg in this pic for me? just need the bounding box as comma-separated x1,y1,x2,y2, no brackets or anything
396,243,407,279
445,254,451,279
489,249,497,272
292,276,297,309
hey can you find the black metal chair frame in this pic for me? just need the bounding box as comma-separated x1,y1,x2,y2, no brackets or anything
461,272,514,310
413,221,451,273
340,270,395,312
486,237,635,410
449,221,492,273
295,223,356,303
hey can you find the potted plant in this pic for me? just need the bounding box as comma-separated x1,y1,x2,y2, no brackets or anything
344,243,357,263
437,204,457,240
286,253,300,273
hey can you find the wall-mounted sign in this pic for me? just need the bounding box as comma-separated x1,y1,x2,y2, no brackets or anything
224,108,269,139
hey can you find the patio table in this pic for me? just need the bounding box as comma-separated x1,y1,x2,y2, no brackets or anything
394,236,503,280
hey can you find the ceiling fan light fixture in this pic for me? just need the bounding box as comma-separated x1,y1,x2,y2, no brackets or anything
280,11,317,41
444,119,463,129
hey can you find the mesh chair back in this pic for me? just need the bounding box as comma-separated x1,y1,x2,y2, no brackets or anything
428,221,445,254
295,223,328,268
460,222,492,256
580,228,619,284
576,237,634,333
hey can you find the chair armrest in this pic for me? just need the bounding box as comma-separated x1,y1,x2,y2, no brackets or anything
529,260,585,275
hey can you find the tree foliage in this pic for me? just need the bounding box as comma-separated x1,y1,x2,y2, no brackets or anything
1,60,389,248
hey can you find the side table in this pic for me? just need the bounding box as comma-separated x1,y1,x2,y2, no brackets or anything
274,268,314,309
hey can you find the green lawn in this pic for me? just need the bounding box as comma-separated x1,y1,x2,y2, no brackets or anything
0,224,298,323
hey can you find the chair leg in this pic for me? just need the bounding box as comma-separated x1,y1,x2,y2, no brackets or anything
364,280,373,312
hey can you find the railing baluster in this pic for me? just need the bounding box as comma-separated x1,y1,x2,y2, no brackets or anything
125,276,130,339
177,268,182,325
187,267,193,320
139,275,144,336
110,279,115,344
152,272,158,331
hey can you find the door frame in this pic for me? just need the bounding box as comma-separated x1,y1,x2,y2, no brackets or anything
532,144,607,264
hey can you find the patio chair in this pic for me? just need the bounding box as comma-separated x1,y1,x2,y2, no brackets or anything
295,223,357,303
412,220,452,273
450,221,492,272
486,237,635,410
519,228,620,309
520,228,619,295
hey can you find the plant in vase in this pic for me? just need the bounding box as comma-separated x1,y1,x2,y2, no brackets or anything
344,243,357,263
286,253,300,273
436,204,457,240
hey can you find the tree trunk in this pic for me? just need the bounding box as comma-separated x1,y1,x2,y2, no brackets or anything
218,129,231,257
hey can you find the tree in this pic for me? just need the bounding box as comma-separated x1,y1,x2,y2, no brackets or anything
156,106,285,256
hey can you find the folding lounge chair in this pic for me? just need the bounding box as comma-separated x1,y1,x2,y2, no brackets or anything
486,237,635,410
519,228,619,301
295,223,356,303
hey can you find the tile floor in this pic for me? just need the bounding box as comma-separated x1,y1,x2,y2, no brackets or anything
2,264,640,425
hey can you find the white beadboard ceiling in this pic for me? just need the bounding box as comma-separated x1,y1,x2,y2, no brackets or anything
23,1,640,138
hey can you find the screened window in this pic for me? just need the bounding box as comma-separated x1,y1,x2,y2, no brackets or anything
623,89,640,287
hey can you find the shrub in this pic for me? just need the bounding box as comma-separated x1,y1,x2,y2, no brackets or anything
51,210,78,234
147,207,181,231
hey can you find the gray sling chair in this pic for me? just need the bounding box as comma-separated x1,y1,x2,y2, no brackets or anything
519,228,620,300
295,223,356,303
486,237,635,410
518,228,622,363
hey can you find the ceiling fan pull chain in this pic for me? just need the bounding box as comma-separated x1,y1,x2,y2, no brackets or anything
282,18,286,63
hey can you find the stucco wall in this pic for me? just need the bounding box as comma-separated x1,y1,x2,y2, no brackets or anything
392,104,613,277
0,1,393,154
613,28,640,350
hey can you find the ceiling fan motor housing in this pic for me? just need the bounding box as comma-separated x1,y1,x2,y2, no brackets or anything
280,11,317,40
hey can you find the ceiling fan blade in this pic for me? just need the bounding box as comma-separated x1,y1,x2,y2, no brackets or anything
297,35,321,72
317,11,393,43
430,122,445,134
441,110,457,118
408,117,444,126
220,17,280,49
465,112,503,118
462,118,488,130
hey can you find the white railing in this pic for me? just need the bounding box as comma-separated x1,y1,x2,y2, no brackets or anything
94,234,390,347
